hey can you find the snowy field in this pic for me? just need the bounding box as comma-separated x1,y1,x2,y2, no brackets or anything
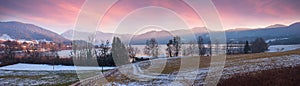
267,44,300,52
1,44,300,85
2,54,300,85
57,50,72,58
76,54,300,85
0,63,115,71
222,55,300,78
0,70,78,85
0,63,115,85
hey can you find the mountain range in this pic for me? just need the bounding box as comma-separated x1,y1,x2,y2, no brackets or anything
0,21,69,43
61,27,209,44
61,22,300,45
224,22,300,45
0,21,299,45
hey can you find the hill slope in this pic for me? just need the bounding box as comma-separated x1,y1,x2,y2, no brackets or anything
225,22,300,44
0,21,69,43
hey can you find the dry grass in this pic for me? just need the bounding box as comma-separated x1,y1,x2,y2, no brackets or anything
218,66,300,86
226,49,300,61
143,56,211,74
153,49,300,74
217,49,300,86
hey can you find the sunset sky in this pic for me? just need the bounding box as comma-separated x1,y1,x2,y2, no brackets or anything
0,0,299,34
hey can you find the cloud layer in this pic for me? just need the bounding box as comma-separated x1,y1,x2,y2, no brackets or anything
0,0,299,33
213,0,300,29
0,0,84,33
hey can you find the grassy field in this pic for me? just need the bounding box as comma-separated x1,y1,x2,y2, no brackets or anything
73,49,300,85
0,70,113,85
218,66,300,86
0,70,78,85
138,48,300,75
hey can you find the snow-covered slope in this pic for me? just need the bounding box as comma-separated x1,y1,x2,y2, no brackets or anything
0,34,13,40
0,63,115,71
0,21,69,43
72,50,300,85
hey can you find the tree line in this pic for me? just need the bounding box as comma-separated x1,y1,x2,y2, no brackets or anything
142,36,269,57
0,36,269,67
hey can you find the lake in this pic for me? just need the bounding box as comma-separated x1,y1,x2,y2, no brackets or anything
57,44,300,58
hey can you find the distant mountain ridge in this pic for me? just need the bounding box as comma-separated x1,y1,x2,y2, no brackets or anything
61,22,300,45
0,21,69,43
61,27,209,44
225,22,300,45
265,24,287,28
1,21,298,45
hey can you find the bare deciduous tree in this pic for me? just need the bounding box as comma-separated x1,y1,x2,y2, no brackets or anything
251,38,268,53
197,36,206,56
173,36,181,57
144,38,159,57
166,40,173,57
127,45,140,58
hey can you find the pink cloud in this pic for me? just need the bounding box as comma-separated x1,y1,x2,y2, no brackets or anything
0,0,85,33
213,0,300,29
1,0,299,33
100,0,204,31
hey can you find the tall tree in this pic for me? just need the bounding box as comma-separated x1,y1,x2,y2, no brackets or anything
207,41,212,56
99,40,110,57
166,39,173,57
173,36,181,57
3,40,17,59
197,36,206,56
112,37,129,66
144,38,159,57
127,45,140,58
243,41,251,54
182,40,197,56
251,38,268,53
188,41,197,56
226,41,234,54
144,40,150,56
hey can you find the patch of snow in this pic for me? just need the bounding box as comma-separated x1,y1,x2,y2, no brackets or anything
57,50,72,58
0,70,78,85
265,38,289,43
16,39,34,44
105,82,127,86
0,34,13,40
0,63,115,71
223,55,300,78
76,54,300,85
37,39,52,43
102,55,300,85
268,44,300,52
